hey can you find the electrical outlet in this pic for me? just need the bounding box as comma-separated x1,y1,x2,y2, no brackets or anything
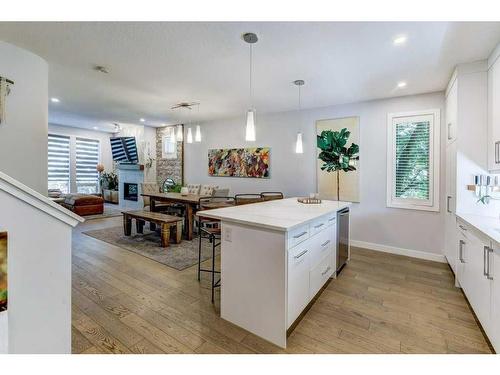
224,227,232,242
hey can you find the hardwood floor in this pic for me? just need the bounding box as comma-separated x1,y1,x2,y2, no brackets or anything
72,216,493,354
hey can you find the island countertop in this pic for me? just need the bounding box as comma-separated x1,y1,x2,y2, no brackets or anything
196,197,351,232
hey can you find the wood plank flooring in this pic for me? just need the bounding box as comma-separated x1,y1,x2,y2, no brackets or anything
72,216,493,354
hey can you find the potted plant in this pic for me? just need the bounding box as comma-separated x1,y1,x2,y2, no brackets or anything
317,128,359,201
100,171,119,204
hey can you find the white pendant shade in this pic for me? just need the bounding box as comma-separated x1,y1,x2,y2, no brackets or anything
176,125,183,142
187,127,193,143
245,109,256,141
195,125,201,142
295,132,303,153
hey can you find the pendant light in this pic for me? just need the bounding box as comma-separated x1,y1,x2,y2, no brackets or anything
195,103,202,142
176,124,183,142
294,79,305,154
186,106,193,144
243,32,258,141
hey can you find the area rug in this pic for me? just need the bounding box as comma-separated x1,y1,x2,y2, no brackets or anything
82,226,218,271
83,204,124,220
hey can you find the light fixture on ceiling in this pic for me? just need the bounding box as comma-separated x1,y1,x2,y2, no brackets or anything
93,126,98,130
187,127,193,144
294,80,305,154
393,35,407,46
94,65,109,74
195,103,202,142
176,124,183,142
50,97,60,103
397,81,407,88
112,123,121,133
140,118,145,122
243,32,258,142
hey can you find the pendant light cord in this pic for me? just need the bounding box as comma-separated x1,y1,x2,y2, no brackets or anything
249,43,253,109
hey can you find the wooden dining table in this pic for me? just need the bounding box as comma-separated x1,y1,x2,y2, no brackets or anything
140,192,209,240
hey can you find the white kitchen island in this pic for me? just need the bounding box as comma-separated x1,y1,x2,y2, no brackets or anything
197,198,351,348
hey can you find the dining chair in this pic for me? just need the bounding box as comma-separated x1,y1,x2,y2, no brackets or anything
187,184,201,195
234,193,264,205
260,191,284,201
200,184,219,196
197,196,236,303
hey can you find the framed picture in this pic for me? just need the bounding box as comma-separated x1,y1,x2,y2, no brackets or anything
208,147,270,178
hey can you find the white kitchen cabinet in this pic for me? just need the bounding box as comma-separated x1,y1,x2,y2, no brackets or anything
488,47,500,172
446,76,458,146
287,240,311,326
490,244,500,351
445,142,458,272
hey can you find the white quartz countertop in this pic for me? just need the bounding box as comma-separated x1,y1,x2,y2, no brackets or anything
456,213,500,245
197,198,351,232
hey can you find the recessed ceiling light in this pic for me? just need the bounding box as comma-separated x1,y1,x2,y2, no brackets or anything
393,35,407,46
140,118,145,122
397,81,407,88
93,126,99,130
50,97,60,103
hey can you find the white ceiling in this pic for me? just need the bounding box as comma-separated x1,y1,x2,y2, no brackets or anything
1,22,500,132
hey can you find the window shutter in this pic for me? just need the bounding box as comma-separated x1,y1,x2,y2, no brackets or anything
75,137,100,194
394,120,430,200
48,134,71,193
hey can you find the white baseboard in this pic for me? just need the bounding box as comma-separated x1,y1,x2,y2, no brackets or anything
350,240,446,263
0,310,7,354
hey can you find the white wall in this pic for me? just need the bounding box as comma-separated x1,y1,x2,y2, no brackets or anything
0,41,48,194
185,92,446,256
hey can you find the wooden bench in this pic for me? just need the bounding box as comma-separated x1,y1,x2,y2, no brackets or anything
122,210,183,248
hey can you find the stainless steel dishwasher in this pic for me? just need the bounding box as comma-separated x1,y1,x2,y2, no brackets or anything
336,207,350,274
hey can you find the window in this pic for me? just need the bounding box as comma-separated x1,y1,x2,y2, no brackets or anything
48,134,71,193
387,109,440,211
75,137,100,194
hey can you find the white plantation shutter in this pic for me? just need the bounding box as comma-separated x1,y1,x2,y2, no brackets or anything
48,134,71,193
394,120,430,200
75,137,100,194
387,110,440,211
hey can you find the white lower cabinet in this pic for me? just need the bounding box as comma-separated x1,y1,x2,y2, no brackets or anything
456,220,499,352
287,213,339,328
287,241,311,327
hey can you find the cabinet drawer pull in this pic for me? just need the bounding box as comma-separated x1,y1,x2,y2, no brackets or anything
486,247,494,280
458,224,467,231
447,123,452,140
321,266,331,276
446,196,452,213
321,240,331,247
496,141,500,164
484,246,489,277
293,231,307,239
314,223,325,229
294,249,308,259
459,240,465,263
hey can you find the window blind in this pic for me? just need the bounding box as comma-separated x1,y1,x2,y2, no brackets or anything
394,120,430,200
75,137,100,194
48,134,71,193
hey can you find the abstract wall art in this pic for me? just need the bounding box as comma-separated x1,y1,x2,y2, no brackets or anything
208,147,270,178
0,232,7,312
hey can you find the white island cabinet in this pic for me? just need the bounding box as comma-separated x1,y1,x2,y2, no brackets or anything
197,198,351,348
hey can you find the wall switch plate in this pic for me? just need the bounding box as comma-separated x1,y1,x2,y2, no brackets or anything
224,227,232,242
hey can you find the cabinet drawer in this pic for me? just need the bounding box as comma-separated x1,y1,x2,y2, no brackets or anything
288,224,310,248
310,253,333,298
310,216,328,236
309,228,333,270
326,214,336,227
287,241,311,327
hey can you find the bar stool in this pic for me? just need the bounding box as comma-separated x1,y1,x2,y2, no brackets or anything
260,191,284,201
197,196,235,303
234,193,264,205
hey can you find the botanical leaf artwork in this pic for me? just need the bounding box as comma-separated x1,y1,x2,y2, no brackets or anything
208,147,270,178
317,128,359,201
